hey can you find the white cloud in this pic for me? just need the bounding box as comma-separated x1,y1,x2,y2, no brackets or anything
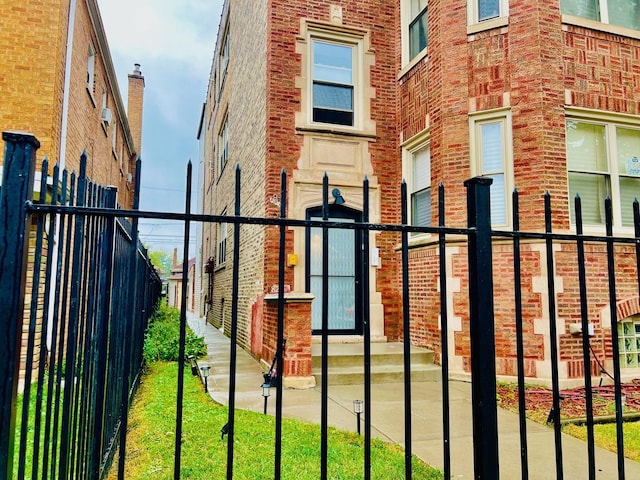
98,0,222,78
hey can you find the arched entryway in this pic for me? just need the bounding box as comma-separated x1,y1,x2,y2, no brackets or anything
306,204,362,335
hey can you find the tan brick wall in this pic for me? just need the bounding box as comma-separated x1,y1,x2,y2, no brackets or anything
64,1,136,206
0,0,68,165
205,0,268,353
0,0,139,208
1,0,142,388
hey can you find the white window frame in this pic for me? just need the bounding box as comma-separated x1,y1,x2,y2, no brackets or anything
218,24,230,93
402,129,431,236
401,1,429,67
469,108,513,228
217,214,228,266
311,39,355,127
565,109,640,231
87,42,96,92
101,84,108,111
561,0,640,35
218,113,229,174
467,0,509,34
306,29,363,131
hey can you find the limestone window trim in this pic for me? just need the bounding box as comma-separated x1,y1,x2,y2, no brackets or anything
466,0,509,35
468,107,514,229
295,20,376,138
561,15,640,41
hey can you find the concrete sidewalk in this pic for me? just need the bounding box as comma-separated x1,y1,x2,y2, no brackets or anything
187,312,640,479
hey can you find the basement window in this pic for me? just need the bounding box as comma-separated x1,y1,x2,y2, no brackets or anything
618,316,640,368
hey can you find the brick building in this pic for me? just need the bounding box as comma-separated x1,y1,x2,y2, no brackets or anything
201,0,640,387
0,0,145,207
0,0,145,387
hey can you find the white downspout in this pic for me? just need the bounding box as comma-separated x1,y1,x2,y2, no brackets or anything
47,0,77,347
59,0,77,171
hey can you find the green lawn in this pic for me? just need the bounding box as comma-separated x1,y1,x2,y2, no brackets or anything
562,422,640,462
110,362,443,479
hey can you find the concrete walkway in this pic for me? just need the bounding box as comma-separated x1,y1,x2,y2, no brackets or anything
187,312,640,479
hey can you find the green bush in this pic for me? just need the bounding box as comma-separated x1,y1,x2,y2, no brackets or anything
143,304,207,364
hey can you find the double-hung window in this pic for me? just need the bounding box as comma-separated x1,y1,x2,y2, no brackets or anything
566,117,640,227
403,139,431,231
217,214,227,266
468,0,509,29
87,43,96,92
409,1,428,60
411,145,431,228
561,0,640,31
312,40,354,126
470,110,513,227
219,26,230,90
218,113,229,173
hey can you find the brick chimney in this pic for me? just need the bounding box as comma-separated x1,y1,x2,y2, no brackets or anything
127,63,145,155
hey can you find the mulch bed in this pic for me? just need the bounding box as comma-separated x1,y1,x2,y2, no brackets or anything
497,379,640,421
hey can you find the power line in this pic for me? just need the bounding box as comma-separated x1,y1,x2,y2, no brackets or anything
140,185,186,193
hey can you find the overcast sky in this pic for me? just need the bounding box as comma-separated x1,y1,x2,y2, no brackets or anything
97,0,224,258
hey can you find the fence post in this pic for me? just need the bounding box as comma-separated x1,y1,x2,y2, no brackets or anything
0,131,40,480
464,176,499,479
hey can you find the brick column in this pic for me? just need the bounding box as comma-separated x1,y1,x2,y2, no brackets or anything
264,292,315,389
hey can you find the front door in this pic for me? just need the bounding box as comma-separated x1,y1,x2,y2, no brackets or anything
307,206,362,335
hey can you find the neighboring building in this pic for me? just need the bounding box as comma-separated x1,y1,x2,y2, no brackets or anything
0,0,145,387
201,0,640,387
167,248,197,312
0,0,145,207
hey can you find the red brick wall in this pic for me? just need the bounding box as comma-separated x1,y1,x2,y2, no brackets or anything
400,0,640,379
265,1,402,339
263,299,313,377
556,243,640,377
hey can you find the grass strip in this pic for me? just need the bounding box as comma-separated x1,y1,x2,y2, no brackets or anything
111,361,443,479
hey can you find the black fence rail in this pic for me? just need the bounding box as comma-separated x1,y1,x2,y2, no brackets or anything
2,128,640,480
0,132,161,480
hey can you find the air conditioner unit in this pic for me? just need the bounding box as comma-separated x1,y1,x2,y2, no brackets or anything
126,173,133,183
101,107,113,126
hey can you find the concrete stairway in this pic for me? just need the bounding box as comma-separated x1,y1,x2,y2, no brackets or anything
312,342,441,385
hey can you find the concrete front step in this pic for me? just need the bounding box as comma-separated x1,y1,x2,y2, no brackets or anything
311,342,441,385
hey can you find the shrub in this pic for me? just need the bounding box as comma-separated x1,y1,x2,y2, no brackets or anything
143,304,207,364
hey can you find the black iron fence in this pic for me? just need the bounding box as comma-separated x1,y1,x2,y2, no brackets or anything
0,132,161,479
2,129,640,480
